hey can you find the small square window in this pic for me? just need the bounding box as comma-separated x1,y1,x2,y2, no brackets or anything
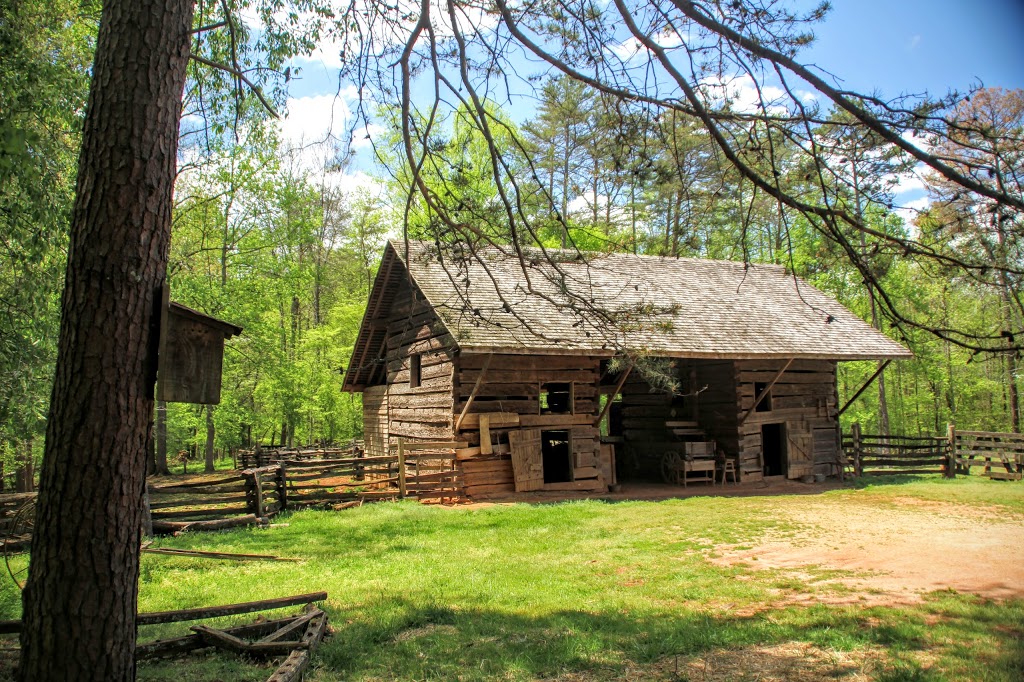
754,381,772,412
539,382,573,414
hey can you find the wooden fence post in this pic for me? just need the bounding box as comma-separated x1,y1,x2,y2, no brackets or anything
355,442,365,482
275,465,287,511
851,422,863,478
142,483,153,538
255,470,265,517
946,423,957,478
397,439,407,499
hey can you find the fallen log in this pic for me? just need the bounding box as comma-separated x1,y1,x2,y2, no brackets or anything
151,514,264,534
138,592,327,626
142,547,301,562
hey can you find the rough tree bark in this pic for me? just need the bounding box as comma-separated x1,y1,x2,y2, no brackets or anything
19,0,195,680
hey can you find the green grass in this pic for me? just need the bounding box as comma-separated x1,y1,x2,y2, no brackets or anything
1,477,1022,681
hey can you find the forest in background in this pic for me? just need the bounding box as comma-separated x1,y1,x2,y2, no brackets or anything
1,0,1021,483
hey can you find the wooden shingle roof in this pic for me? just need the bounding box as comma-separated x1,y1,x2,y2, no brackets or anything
344,240,910,388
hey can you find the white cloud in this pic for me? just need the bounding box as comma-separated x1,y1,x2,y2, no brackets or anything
331,169,385,196
698,74,790,115
895,195,931,228
351,123,385,150
608,27,687,61
278,93,354,148
893,169,926,196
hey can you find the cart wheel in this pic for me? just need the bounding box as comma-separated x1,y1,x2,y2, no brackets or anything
661,451,683,485
4,499,35,589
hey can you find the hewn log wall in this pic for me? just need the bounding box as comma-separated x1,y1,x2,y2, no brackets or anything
381,279,456,447
619,373,675,479
736,359,840,479
362,386,388,458
453,353,606,498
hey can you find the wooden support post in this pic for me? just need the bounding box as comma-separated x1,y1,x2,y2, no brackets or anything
851,422,863,478
740,358,794,425
839,359,892,416
594,363,633,428
254,470,265,518
479,414,492,455
397,439,407,499
275,465,288,510
946,422,957,478
455,353,493,431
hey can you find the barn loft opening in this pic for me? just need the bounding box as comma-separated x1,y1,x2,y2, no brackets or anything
762,423,787,476
541,430,573,483
540,382,573,414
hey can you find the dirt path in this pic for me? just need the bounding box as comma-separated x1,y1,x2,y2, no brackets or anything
709,493,1024,603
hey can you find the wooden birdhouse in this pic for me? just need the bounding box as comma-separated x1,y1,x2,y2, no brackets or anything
156,292,242,405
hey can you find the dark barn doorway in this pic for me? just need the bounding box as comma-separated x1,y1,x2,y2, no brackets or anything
761,423,787,477
541,430,573,483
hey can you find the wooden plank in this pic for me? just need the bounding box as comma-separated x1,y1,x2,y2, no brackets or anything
520,414,592,427
266,611,328,682
458,412,520,430
509,428,545,492
460,354,600,371
464,483,516,496
456,444,511,460
542,478,605,492
138,592,327,626
460,459,514,474
860,468,945,475
478,414,493,455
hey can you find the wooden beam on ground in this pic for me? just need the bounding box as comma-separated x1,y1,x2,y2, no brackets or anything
593,363,633,428
266,611,329,682
838,359,892,416
137,615,303,660
455,352,493,431
137,592,327,626
740,358,794,425
142,547,301,562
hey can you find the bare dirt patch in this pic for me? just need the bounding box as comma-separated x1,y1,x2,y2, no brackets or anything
709,494,1024,604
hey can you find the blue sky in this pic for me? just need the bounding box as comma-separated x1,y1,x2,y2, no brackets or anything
278,0,1024,193
802,0,1024,97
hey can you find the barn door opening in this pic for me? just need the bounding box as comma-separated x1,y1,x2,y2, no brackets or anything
541,430,573,483
761,423,787,476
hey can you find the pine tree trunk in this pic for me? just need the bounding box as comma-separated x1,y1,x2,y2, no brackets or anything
19,0,194,679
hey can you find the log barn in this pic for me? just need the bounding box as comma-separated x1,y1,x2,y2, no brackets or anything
343,240,910,499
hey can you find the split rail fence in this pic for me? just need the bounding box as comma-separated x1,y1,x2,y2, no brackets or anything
0,439,464,541
843,423,1023,480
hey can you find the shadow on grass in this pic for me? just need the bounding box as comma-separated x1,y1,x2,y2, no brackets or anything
310,594,1024,681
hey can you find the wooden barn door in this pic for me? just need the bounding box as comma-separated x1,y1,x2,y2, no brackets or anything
786,419,814,479
509,429,545,491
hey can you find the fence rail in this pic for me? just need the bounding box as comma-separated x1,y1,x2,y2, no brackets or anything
954,430,1024,480
843,423,1023,480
